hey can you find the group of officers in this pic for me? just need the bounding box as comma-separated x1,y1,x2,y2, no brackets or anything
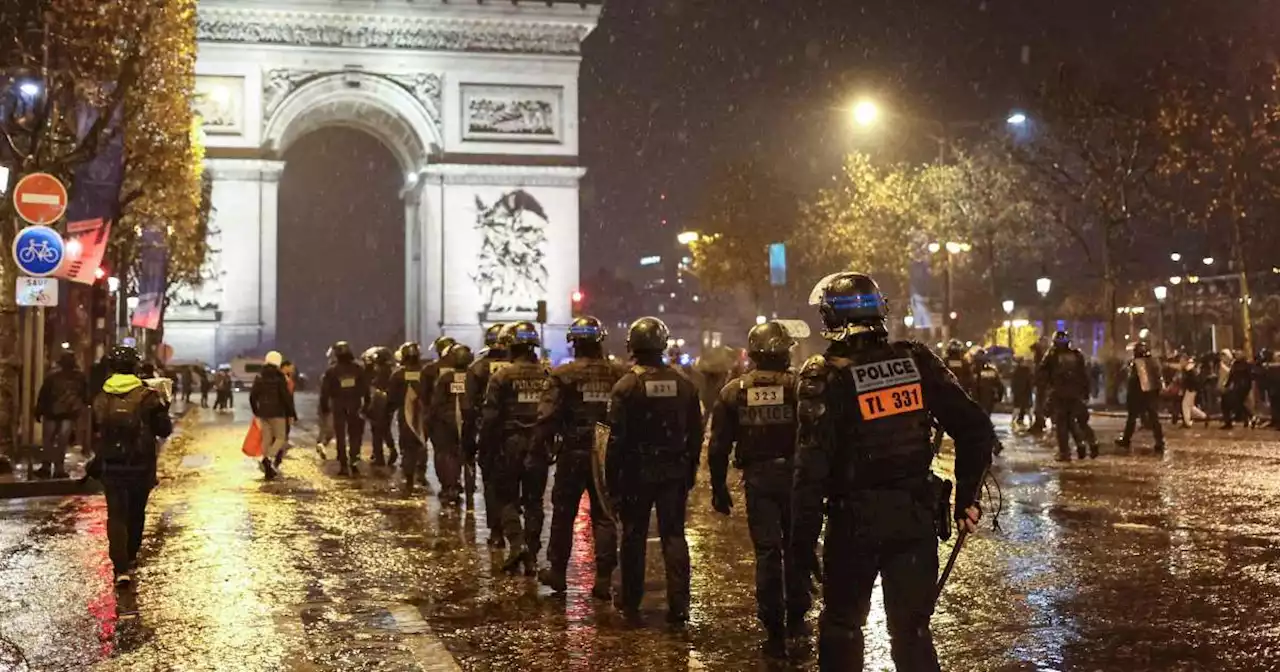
311,271,995,670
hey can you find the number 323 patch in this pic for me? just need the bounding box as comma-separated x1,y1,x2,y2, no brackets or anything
857,383,923,420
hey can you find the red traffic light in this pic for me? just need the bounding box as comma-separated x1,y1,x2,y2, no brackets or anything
571,290,584,303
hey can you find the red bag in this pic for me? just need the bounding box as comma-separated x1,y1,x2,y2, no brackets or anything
242,418,263,458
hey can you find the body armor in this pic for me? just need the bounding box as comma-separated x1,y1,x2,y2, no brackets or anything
727,370,797,466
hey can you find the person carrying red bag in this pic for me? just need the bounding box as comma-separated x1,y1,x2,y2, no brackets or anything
249,351,297,479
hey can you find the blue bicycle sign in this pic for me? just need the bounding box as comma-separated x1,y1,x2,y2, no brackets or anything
12,225,65,277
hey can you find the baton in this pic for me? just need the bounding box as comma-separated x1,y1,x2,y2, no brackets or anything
935,464,990,603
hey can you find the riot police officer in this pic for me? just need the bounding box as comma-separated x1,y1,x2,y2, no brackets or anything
479,322,551,574
792,272,994,671
1115,341,1166,454
467,323,508,546
536,316,625,598
606,317,703,625
389,342,427,493
972,349,1005,417
427,343,474,506
320,341,370,476
708,320,806,658
1038,330,1099,460
943,339,976,395
417,336,457,482
364,347,397,467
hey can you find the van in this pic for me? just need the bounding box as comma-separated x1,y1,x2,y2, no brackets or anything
228,357,263,391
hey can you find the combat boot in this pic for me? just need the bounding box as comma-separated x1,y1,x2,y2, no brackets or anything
1154,442,1166,455
338,461,351,477
502,544,529,575
1089,442,1100,459
262,458,278,481
539,568,568,593
762,627,787,660
388,449,399,467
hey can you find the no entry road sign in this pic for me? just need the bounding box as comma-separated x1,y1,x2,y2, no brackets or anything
13,172,68,224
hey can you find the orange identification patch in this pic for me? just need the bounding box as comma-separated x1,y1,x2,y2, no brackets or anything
857,383,924,420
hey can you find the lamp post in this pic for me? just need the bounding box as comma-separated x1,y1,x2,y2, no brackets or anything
1002,299,1015,350
929,240,970,344
849,98,1028,165
1154,285,1168,356
1036,276,1052,336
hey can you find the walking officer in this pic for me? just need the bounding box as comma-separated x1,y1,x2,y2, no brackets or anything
943,339,976,396
389,342,427,493
320,341,370,476
1038,330,1099,460
708,320,807,658
417,336,457,483
479,322,551,574
364,347,397,467
427,343,474,506
467,323,508,546
536,316,625,599
792,272,994,671
1115,341,1166,455
605,317,703,625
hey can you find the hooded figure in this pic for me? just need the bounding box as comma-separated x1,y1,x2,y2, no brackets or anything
250,350,297,479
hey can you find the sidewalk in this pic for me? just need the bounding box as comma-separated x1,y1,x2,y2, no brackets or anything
0,403,199,499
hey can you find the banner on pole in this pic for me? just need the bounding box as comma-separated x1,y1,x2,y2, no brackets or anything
131,228,167,330
55,218,111,285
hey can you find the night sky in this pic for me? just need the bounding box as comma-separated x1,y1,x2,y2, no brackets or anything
578,0,1273,277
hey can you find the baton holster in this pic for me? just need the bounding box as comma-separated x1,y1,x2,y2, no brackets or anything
929,472,953,541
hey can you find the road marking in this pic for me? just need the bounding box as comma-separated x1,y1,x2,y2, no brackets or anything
387,604,461,671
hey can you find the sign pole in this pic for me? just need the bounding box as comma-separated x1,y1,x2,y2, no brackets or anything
32,305,44,444
18,307,33,455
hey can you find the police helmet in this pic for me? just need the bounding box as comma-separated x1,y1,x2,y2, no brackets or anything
1133,341,1151,358
366,346,393,365
946,339,966,356
567,316,607,344
431,336,457,357
332,341,355,362
972,348,989,363
808,272,889,340
447,343,475,369
627,317,670,354
57,348,77,370
106,345,140,374
1052,330,1071,348
747,321,795,358
484,323,506,348
398,341,421,365
503,321,541,348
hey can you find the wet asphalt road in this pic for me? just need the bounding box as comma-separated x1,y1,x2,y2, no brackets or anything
2,395,1280,671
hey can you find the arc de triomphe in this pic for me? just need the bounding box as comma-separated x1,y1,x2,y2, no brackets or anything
166,0,599,364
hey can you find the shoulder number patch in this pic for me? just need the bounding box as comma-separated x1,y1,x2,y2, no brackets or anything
644,380,678,398
746,385,784,407
859,383,924,421
851,357,921,393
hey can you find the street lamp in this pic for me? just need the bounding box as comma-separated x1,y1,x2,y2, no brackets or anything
930,241,970,344
676,231,699,246
1170,252,1182,263
1006,112,1028,126
755,315,767,326
851,99,880,127
904,314,915,328
1154,285,1168,356
1036,276,1052,335
1202,257,1214,266
1002,300,1015,350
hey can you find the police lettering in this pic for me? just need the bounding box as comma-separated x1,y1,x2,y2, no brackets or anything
851,357,921,392
738,404,796,426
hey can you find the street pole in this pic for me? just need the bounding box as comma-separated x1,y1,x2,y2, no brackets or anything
942,253,952,345
1157,303,1165,356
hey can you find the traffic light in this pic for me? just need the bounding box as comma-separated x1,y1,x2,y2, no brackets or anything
571,290,584,317
536,299,548,324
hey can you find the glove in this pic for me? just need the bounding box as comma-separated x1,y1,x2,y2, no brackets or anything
711,486,733,516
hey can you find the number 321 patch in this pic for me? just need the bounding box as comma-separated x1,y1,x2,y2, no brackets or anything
858,383,924,420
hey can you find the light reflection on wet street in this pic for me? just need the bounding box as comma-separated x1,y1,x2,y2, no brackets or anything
2,395,1280,671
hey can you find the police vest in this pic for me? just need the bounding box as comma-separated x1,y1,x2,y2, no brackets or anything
560,359,621,450
630,366,694,465
1050,349,1085,393
328,362,364,405
732,370,797,465
831,342,933,492
498,362,547,430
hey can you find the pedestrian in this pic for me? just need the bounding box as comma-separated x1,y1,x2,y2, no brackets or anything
1115,342,1166,455
479,322,552,576
535,317,624,599
427,343,474,506
320,341,369,475
1221,351,1254,429
214,368,233,411
199,368,212,408
364,347,397,467
791,272,993,671
1039,331,1099,460
1263,351,1280,429
708,320,807,658
180,366,194,405
1011,356,1034,427
1178,359,1204,427
389,342,426,493
276,359,298,467
250,351,296,480
465,324,509,545
606,316,703,626
90,345,173,588
1029,341,1049,435
34,348,89,479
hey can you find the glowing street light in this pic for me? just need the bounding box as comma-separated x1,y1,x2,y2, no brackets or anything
1036,277,1052,297
1153,285,1168,302
755,315,768,325
851,99,880,127
1002,300,1015,315
927,242,941,254
676,231,699,246
1169,276,1182,285
1006,112,1028,125
1202,257,1214,266
1170,252,1182,263
904,315,915,328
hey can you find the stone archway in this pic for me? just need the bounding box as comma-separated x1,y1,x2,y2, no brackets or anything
262,71,442,349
